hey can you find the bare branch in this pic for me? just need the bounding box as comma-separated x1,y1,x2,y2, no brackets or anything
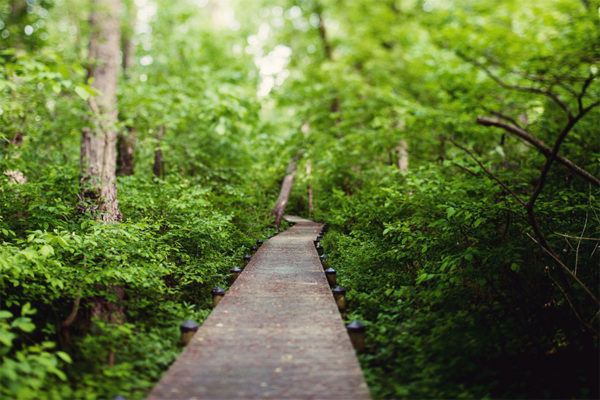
574,210,589,275
476,117,600,187
578,73,596,112
527,233,600,307
62,294,82,328
582,99,600,114
554,233,600,241
486,109,523,129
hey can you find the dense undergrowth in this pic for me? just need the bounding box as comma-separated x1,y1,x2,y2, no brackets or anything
306,166,598,398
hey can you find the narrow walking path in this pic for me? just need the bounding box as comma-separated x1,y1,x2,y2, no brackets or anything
147,216,370,399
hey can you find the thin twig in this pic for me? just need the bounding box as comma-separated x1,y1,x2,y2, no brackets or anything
574,210,589,275
527,233,600,306
545,265,595,333
554,233,600,241
577,73,596,112
563,237,576,252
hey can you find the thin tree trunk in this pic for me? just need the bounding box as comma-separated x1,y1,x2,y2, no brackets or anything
314,2,341,124
396,139,409,170
272,151,302,228
116,1,136,175
121,8,136,76
117,126,135,176
80,0,122,222
153,127,165,178
306,163,314,214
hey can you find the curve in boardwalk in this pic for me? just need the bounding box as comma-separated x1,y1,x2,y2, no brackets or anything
147,216,370,400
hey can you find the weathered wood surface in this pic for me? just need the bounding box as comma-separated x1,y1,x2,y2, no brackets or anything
147,216,370,400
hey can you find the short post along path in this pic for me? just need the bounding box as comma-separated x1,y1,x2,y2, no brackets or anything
147,216,370,399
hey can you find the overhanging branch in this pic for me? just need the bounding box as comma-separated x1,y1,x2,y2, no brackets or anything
476,116,600,187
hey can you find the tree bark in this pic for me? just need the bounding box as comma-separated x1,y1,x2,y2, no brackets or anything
306,163,314,214
116,0,136,176
116,126,135,176
153,127,165,179
396,139,409,170
272,151,302,228
80,0,122,222
121,0,136,77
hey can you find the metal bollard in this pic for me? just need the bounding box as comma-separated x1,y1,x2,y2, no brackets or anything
346,320,366,353
243,254,252,266
180,320,199,346
332,285,347,312
256,239,263,246
313,239,320,246
230,266,242,283
212,286,225,307
325,267,337,287
319,254,329,268
317,233,323,240
316,245,324,255
250,245,258,253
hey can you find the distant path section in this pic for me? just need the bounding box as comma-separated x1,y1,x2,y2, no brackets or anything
147,216,370,399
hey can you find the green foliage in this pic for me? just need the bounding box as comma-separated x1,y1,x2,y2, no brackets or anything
318,165,598,398
0,304,72,400
1,0,599,398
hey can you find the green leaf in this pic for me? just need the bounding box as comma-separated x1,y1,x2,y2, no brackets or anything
12,317,35,333
74,85,90,101
56,351,72,364
40,244,55,258
473,217,485,228
446,207,456,218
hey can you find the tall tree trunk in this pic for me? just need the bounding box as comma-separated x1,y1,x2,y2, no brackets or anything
79,0,124,365
272,151,302,228
396,139,409,170
80,0,122,222
116,0,137,175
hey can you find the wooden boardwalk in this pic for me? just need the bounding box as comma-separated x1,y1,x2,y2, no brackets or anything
147,216,370,399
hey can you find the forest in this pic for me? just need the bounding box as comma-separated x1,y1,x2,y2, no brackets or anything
1,0,599,398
